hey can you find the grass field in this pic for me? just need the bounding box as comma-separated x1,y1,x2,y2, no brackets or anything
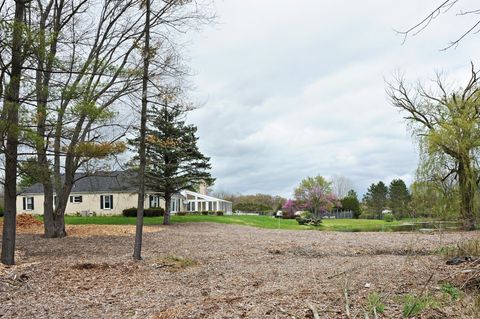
60,215,408,232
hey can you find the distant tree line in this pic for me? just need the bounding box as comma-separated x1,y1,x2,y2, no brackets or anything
212,192,286,214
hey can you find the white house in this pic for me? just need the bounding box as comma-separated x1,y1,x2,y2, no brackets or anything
17,171,232,216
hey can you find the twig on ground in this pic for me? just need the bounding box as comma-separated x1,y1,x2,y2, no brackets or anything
343,278,351,319
308,303,320,319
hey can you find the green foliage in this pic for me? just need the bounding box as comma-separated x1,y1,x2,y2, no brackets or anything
131,103,214,204
389,72,480,230
228,193,286,213
363,181,388,218
62,215,406,231
0,206,3,217
410,180,460,220
367,292,385,315
71,100,115,122
18,157,50,190
383,213,395,222
441,283,462,301
341,190,361,218
295,216,322,226
388,179,411,218
402,294,437,318
295,175,332,194
122,207,165,217
233,202,271,213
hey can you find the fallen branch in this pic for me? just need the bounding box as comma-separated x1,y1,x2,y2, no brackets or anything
344,283,351,319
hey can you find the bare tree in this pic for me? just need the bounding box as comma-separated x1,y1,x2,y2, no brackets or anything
134,0,151,261
397,1,480,50
330,175,354,199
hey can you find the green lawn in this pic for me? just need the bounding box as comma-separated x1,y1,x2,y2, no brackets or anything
62,215,408,232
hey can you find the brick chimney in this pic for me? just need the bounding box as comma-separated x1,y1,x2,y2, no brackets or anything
199,181,208,195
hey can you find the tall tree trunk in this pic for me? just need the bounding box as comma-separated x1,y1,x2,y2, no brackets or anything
45,171,74,238
458,158,476,231
42,183,55,236
36,0,60,237
133,0,151,260
1,0,25,265
163,193,171,225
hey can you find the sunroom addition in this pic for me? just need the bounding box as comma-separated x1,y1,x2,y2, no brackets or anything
174,190,232,214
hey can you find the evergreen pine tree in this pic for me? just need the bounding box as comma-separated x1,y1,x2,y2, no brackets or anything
388,179,411,218
363,181,388,218
143,103,214,225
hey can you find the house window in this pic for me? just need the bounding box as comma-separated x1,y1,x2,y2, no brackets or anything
100,195,113,210
69,195,83,203
149,195,160,208
23,197,34,210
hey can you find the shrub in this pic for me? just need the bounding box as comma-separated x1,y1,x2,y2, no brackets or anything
296,216,322,227
122,207,165,217
216,211,224,216
201,210,209,215
177,211,187,216
208,210,216,215
0,206,4,217
383,213,395,222
441,283,462,301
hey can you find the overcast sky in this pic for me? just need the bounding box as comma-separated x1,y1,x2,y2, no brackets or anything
185,0,480,198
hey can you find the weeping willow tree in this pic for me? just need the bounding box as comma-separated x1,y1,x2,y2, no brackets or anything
410,152,460,220
387,64,480,230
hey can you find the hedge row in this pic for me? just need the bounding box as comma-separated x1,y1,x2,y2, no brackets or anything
122,207,165,217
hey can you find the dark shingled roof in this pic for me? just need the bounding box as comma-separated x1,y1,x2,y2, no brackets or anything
23,171,138,194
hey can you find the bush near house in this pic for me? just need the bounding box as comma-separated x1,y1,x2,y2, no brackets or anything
383,213,395,222
122,207,165,217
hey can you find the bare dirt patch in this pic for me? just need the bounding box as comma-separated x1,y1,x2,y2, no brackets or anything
0,223,479,318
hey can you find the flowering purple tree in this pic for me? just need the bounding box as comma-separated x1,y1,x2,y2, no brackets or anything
294,175,339,217
282,199,297,218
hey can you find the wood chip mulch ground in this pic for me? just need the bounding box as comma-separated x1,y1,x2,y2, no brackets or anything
0,222,479,318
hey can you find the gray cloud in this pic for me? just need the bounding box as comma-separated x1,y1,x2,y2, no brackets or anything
185,0,480,197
